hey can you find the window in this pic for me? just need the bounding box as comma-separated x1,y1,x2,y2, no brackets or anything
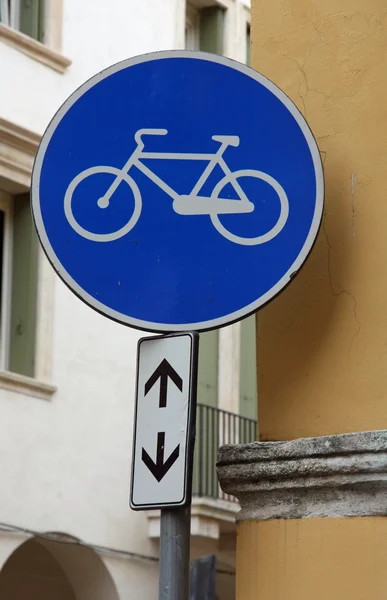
197,330,219,407
246,23,251,66
0,192,13,372
239,314,257,420
185,1,257,420
185,3,225,55
9,193,39,377
0,0,45,42
0,190,38,377
188,2,257,502
186,3,225,495
185,4,200,51
0,119,55,397
0,0,69,73
198,6,225,55
185,2,225,410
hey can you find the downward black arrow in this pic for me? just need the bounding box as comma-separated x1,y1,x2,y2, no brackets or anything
144,359,183,408
142,432,180,482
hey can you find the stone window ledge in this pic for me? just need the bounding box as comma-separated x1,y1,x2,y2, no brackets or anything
0,24,71,73
0,370,56,400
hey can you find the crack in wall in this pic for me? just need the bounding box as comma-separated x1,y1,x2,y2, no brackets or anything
284,51,357,118
309,18,322,38
322,218,361,357
351,172,356,237
280,52,361,357
282,51,311,117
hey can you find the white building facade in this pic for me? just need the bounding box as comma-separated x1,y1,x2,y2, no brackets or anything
0,1,253,598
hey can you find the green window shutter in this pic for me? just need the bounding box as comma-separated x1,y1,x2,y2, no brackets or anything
193,4,223,495
9,193,38,377
0,2,9,25
239,314,258,421
199,6,224,55
19,0,45,41
193,331,219,497
197,330,219,407
246,24,251,66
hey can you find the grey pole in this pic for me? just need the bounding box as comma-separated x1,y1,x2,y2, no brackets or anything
159,506,191,600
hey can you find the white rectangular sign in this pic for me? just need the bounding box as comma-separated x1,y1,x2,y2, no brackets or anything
130,332,198,510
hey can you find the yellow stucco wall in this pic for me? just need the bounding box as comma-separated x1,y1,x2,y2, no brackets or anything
253,0,387,440
240,2,387,598
237,518,387,600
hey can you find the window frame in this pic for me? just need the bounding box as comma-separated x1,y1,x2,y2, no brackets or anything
236,2,251,64
185,3,200,51
0,190,13,372
0,118,56,399
183,0,255,420
185,1,227,55
0,0,70,73
10,0,20,30
0,0,9,25
1,0,39,40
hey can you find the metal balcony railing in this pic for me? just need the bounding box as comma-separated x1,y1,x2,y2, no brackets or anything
192,404,257,503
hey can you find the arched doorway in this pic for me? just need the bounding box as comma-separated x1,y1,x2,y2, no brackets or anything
0,535,120,600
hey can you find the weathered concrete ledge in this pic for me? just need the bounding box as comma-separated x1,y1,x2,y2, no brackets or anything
216,430,387,521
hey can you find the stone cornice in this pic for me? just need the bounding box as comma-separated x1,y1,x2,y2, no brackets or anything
0,117,40,191
0,117,40,154
217,430,387,521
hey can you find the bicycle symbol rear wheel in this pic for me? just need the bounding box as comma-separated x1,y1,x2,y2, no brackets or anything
64,166,142,242
210,169,289,246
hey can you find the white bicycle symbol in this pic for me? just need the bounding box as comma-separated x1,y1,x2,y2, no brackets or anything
64,128,289,246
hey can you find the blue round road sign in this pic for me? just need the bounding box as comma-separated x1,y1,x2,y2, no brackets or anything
32,51,324,332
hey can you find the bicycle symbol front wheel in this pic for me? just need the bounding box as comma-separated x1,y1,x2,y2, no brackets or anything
64,166,142,242
210,169,289,246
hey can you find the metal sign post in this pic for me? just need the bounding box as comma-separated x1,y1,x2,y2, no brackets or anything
159,506,191,600
130,332,199,600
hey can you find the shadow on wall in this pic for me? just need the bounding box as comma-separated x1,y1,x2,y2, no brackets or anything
258,161,353,439
0,535,120,600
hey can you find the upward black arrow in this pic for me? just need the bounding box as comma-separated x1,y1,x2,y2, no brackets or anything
142,432,180,482
144,359,183,408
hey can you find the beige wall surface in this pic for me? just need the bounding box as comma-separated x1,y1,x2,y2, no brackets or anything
239,4,387,600
237,518,387,600
253,0,387,440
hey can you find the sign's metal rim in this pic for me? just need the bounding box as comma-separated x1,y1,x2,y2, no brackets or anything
31,50,324,333
130,331,198,510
